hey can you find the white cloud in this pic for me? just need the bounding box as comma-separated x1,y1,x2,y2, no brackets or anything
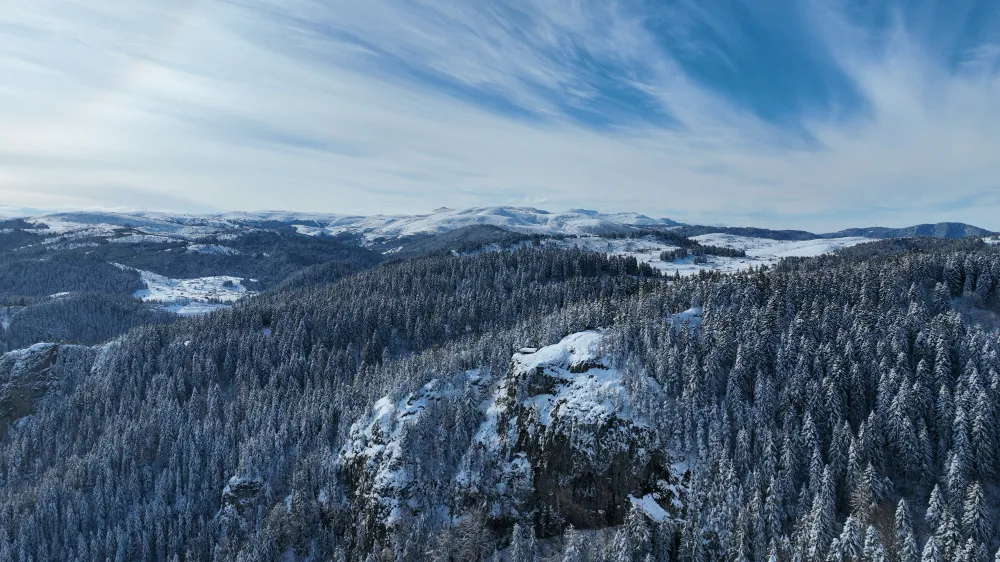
0,0,997,231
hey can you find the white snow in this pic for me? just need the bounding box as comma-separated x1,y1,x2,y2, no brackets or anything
108,234,178,244
690,233,872,258
186,244,242,255
289,207,680,240
512,330,604,374
291,224,326,236
476,330,642,464
339,373,480,527
670,307,703,329
629,494,670,523
514,332,637,433
127,267,257,316
26,212,239,241
640,234,871,276
468,233,873,277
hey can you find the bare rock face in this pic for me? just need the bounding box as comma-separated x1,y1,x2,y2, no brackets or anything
0,343,95,439
221,476,265,517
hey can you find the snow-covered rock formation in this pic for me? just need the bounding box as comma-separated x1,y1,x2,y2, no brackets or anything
337,331,689,547
0,343,95,438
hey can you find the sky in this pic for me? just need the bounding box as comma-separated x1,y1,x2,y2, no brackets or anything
1,0,998,231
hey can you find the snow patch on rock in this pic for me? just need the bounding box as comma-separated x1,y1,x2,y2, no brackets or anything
339,373,481,528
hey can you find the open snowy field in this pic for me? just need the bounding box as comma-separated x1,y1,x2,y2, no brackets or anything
130,269,257,316
690,233,874,257
531,234,874,276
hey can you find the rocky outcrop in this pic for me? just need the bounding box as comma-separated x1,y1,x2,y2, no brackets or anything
0,343,95,439
337,331,689,547
462,331,685,535
221,475,265,517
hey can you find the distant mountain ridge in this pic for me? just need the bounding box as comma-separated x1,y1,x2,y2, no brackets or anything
11,208,995,241
821,222,995,239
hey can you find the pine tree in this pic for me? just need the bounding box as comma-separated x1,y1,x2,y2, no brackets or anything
850,464,878,522
829,515,863,561
935,510,961,560
611,525,634,562
766,543,778,562
895,499,920,562
962,482,989,545
562,526,586,562
921,537,943,562
623,505,652,557
862,525,887,562
806,468,836,561
925,485,945,530
511,523,538,562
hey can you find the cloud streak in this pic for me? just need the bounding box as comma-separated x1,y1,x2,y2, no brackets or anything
0,0,997,230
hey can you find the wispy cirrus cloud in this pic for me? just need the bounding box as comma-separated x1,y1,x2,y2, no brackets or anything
0,0,997,231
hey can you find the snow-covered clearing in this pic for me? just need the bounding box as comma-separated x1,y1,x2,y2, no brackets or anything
186,244,242,255
690,233,873,257
524,234,873,276
127,268,256,316
537,236,678,262
108,234,178,245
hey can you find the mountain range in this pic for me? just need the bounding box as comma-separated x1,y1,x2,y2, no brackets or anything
0,206,998,560
15,206,996,241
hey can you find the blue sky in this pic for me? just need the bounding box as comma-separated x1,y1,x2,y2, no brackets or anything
1,0,998,230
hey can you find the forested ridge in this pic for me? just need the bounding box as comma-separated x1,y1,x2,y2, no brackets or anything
1,239,1000,561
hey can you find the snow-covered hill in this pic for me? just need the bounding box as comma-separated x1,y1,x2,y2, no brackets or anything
25,211,237,241
524,234,874,276
118,265,257,315
289,207,681,239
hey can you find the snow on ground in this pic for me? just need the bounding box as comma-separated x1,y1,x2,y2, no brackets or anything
691,233,873,258
513,331,639,432
477,330,645,458
537,236,679,261
108,234,178,244
291,224,326,236
512,330,604,375
26,212,238,241
522,234,873,277
670,307,703,329
290,207,680,240
339,371,482,526
129,268,256,316
630,494,670,522
186,244,242,255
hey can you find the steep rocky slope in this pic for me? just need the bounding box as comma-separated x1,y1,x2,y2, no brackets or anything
0,343,95,438
338,331,690,551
